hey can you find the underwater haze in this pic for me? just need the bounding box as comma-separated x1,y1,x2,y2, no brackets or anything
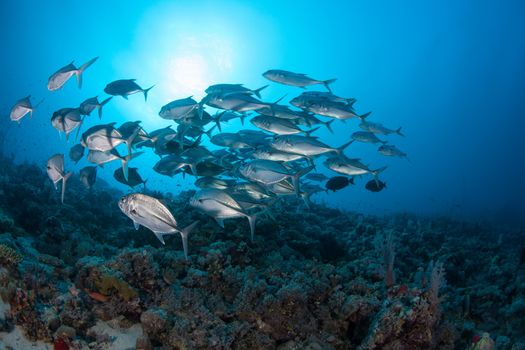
1,1,525,349
1,0,524,218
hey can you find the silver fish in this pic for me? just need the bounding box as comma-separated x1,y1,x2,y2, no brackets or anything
270,135,353,157
50,108,83,140
79,166,97,189
47,57,99,91
351,131,387,144
46,154,72,204
239,159,313,195
159,96,200,120
263,69,336,92
104,79,154,101
324,155,386,177
79,96,112,118
195,177,236,190
205,83,268,98
359,121,404,136
190,189,258,241
251,115,316,136
251,146,307,163
10,96,34,123
378,144,409,160
118,193,198,260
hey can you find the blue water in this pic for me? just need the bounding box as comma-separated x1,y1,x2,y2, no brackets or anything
1,0,524,219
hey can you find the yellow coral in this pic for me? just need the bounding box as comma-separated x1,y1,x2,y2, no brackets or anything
0,244,23,266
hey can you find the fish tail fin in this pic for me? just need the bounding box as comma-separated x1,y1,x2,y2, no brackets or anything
98,97,112,119
213,112,224,132
240,113,246,126
247,215,257,243
180,221,199,260
324,119,335,134
253,84,268,98
126,128,141,159
61,172,73,204
359,111,372,120
304,126,320,137
323,78,337,92
396,127,405,137
143,85,155,101
336,140,354,154
291,165,315,196
349,177,355,185
372,166,387,181
76,56,99,89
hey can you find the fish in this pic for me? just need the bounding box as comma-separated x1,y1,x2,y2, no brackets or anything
79,166,97,189
270,135,353,157
81,123,138,157
104,79,154,101
87,149,142,180
69,144,85,164
251,115,317,136
251,146,308,163
351,131,387,144
378,145,410,161
365,179,387,192
118,121,150,147
10,96,35,123
299,99,369,120
324,155,387,178
299,91,356,105
204,93,272,113
325,176,354,192
239,159,313,195
159,97,200,120
118,193,199,260
190,188,259,241
113,167,146,188
47,57,99,91
305,173,329,182
79,96,112,118
205,84,268,98
46,154,72,204
359,121,404,136
263,69,336,92
195,177,236,190
50,108,83,140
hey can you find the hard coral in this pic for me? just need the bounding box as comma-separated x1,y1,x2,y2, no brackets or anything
0,244,23,266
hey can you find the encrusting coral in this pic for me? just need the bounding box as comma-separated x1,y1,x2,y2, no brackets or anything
0,153,524,349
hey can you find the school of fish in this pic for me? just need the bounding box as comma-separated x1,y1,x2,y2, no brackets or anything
9,59,408,259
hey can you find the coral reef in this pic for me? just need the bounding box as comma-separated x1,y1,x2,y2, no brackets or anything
0,153,524,349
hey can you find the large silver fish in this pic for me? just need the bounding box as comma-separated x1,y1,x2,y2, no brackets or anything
324,155,387,178
378,145,409,161
251,115,315,136
270,135,353,157
47,57,99,91
190,189,259,241
263,69,336,92
10,96,35,123
46,154,72,204
351,131,387,144
104,79,154,101
79,96,112,118
239,159,313,195
50,108,83,141
359,121,404,137
205,84,268,98
159,97,200,120
87,149,142,181
118,193,198,260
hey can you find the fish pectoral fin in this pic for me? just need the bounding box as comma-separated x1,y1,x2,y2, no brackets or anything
133,221,140,230
153,231,166,245
215,218,225,228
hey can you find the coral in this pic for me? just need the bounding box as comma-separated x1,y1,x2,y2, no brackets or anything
0,244,23,266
